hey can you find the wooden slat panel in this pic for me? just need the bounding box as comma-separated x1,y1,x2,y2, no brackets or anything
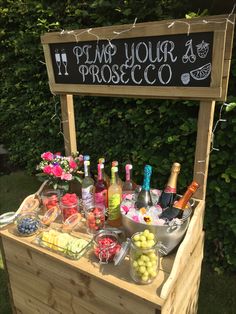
2,234,165,312
11,287,60,314
211,30,226,89
41,15,228,44
49,83,222,100
60,94,77,155
8,262,116,314
161,232,204,314
220,14,235,101
193,100,216,200
160,199,204,299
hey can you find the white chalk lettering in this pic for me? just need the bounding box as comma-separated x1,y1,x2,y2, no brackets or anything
136,42,149,63
78,65,89,82
120,64,129,84
124,43,135,68
111,64,120,84
158,64,172,84
131,65,142,84
88,65,102,83
144,64,156,84
73,46,83,64
101,64,112,83
160,41,177,63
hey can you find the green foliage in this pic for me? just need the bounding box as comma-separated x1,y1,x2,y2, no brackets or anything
0,0,235,272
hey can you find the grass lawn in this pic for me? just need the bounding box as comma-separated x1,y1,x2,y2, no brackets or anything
0,171,236,313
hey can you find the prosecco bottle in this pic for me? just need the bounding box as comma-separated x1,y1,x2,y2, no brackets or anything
135,165,153,210
158,162,181,209
159,181,199,220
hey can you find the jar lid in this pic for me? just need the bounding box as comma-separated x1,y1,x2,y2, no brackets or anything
0,211,17,226
113,238,131,266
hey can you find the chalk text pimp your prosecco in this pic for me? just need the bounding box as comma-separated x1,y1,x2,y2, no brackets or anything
73,40,177,85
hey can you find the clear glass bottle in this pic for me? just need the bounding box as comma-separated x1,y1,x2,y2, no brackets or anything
135,165,153,209
82,160,95,211
158,162,181,209
108,166,122,227
130,231,159,284
122,164,135,199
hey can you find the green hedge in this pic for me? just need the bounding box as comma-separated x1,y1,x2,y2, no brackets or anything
0,0,235,272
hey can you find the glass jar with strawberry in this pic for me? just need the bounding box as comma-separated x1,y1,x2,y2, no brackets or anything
85,205,105,234
60,193,79,221
41,190,60,214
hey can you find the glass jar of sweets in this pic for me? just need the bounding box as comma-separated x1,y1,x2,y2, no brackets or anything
129,230,160,284
93,230,121,264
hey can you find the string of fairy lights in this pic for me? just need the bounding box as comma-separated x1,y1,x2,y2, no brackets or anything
45,5,235,176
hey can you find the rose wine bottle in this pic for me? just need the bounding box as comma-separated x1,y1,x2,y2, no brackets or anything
135,165,153,209
158,162,181,209
98,157,110,187
95,163,108,209
82,160,95,210
108,166,122,227
159,181,199,220
122,164,135,199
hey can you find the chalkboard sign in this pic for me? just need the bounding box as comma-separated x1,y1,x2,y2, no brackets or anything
41,15,234,100
49,32,213,87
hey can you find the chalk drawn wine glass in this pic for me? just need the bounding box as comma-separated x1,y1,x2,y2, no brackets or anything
61,50,69,75
55,50,62,75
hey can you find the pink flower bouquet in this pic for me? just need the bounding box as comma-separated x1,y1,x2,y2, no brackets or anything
37,151,84,191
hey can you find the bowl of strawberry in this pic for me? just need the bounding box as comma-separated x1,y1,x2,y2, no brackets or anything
86,206,105,234
60,193,79,221
93,230,121,264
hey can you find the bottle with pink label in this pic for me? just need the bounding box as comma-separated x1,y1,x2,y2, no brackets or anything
95,163,108,209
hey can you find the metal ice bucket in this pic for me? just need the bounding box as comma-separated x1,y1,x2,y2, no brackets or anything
121,205,192,255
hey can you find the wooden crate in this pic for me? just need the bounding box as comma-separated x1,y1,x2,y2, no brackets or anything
1,198,204,314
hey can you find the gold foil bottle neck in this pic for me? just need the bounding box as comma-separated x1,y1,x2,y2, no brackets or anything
171,162,181,173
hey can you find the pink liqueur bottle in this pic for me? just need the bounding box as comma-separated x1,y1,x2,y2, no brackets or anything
95,163,108,209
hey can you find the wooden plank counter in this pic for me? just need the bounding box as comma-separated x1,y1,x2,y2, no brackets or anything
0,199,205,314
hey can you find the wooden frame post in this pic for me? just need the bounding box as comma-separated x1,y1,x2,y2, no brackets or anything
193,100,216,200
60,94,77,156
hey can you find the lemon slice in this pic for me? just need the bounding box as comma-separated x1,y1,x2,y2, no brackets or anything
190,63,211,80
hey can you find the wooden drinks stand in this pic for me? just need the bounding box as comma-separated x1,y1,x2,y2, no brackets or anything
0,14,235,314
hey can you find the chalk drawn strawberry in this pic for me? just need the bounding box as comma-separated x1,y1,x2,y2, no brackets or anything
196,41,209,58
